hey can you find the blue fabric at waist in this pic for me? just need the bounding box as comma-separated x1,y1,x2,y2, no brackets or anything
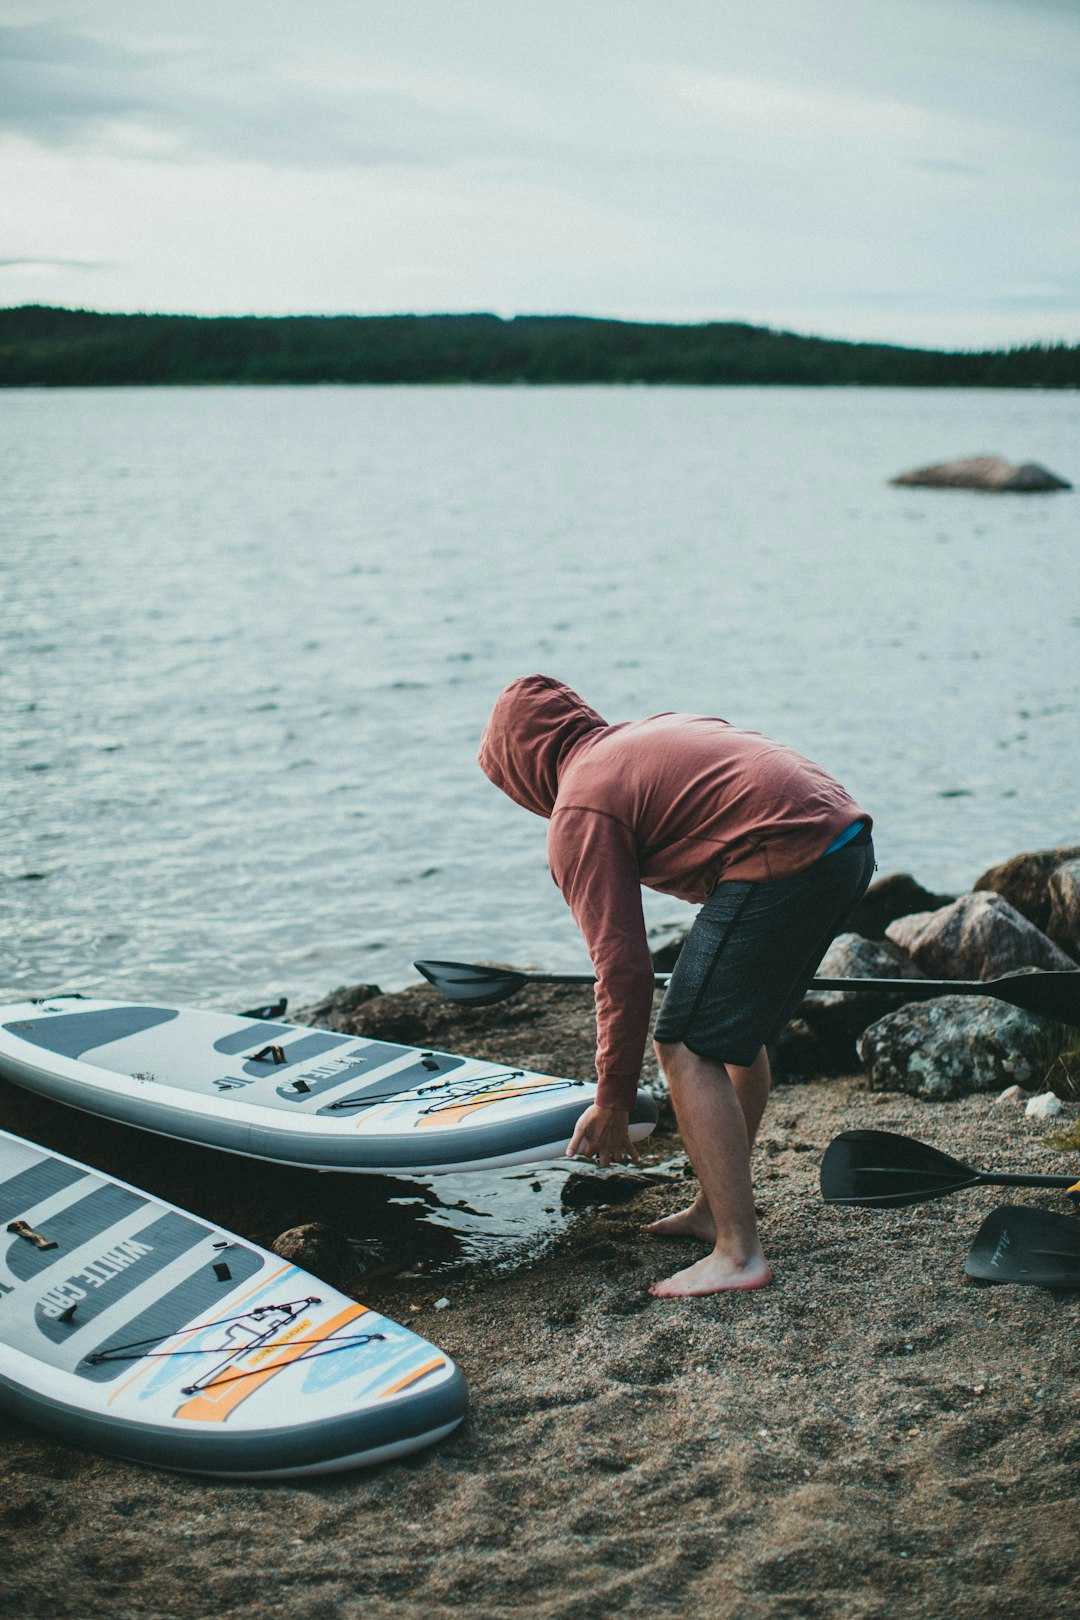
823,819,867,856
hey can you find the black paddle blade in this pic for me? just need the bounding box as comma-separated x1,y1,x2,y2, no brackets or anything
984,970,1080,1027
820,1129,982,1207
413,960,527,1007
238,997,288,1020
966,1205,1080,1288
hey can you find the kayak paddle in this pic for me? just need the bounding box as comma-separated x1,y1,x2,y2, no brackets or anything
965,1204,1080,1287
413,958,1080,1027
238,997,288,1020
820,1129,1077,1209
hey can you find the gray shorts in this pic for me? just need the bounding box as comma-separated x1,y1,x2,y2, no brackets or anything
652,831,876,1067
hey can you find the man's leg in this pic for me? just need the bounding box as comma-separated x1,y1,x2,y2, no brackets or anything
644,1042,771,1243
645,1039,772,1297
731,1043,772,1148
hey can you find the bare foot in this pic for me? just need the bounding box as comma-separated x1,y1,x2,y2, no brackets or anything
648,1250,773,1298
642,1200,716,1245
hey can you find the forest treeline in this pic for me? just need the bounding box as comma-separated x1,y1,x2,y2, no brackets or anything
1,304,1078,388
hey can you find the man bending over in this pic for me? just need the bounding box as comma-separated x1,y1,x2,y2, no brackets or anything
479,675,874,1299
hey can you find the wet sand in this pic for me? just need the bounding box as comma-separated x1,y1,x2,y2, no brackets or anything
1,983,1078,1619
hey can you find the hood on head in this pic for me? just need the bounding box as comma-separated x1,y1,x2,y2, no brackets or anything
478,675,607,818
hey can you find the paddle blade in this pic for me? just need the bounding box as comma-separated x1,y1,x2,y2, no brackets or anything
820,1129,981,1207
238,997,288,1020
413,960,527,1007
966,1205,1080,1288
986,970,1080,1027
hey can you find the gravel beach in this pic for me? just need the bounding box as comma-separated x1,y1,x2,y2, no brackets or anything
1,982,1077,1619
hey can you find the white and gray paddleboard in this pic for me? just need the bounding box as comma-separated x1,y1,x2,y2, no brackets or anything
0,998,657,1174
0,1128,468,1478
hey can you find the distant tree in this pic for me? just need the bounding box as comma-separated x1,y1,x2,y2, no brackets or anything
0,305,1077,389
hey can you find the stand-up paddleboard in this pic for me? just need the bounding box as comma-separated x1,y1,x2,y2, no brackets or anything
0,998,657,1174
0,1129,467,1477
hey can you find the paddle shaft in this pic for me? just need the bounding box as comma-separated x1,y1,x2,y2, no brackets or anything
812,975,1059,1002
456,967,1073,1005
414,958,1080,1026
975,1170,1076,1190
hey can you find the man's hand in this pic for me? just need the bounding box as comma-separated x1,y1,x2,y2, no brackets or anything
567,1104,639,1168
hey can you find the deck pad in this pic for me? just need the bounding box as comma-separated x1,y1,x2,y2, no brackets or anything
0,1129,467,1477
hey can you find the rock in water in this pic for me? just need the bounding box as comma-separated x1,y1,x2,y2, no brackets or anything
857,998,1050,1099
271,1223,362,1294
889,455,1071,492
885,892,1077,980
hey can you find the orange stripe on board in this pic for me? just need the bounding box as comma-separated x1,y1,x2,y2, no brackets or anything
105,1261,294,1409
413,1081,561,1129
379,1356,446,1399
176,1302,368,1425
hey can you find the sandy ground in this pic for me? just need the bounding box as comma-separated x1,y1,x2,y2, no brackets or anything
1,982,1078,1620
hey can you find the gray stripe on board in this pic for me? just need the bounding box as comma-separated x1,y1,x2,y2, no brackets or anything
34,1210,213,1345
6,1182,146,1282
3,1007,179,1059
0,1157,85,1227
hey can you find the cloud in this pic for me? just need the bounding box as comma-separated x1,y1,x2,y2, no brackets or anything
0,257,112,272
0,24,151,141
0,21,537,170
651,67,931,143
911,158,985,176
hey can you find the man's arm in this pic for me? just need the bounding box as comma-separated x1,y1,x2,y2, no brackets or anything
547,806,656,1117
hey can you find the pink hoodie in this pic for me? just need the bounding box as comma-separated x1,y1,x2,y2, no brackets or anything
479,676,869,1109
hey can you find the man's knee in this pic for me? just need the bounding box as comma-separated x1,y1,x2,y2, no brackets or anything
654,1038,725,1082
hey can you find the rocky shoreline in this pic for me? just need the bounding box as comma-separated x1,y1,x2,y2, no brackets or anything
1,850,1078,1619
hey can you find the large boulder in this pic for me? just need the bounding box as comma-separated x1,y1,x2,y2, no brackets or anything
816,930,921,986
885,892,1077,980
844,872,956,940
771,934,924,1080
1047,859,1080,962
889,455,1071,492
857,998,1051,1100
788,933,924,1073
974,845,1080,935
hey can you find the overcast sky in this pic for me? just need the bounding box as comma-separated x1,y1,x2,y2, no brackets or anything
1,0,1078,347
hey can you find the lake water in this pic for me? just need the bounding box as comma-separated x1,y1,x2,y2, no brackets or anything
3,384,1078,1017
